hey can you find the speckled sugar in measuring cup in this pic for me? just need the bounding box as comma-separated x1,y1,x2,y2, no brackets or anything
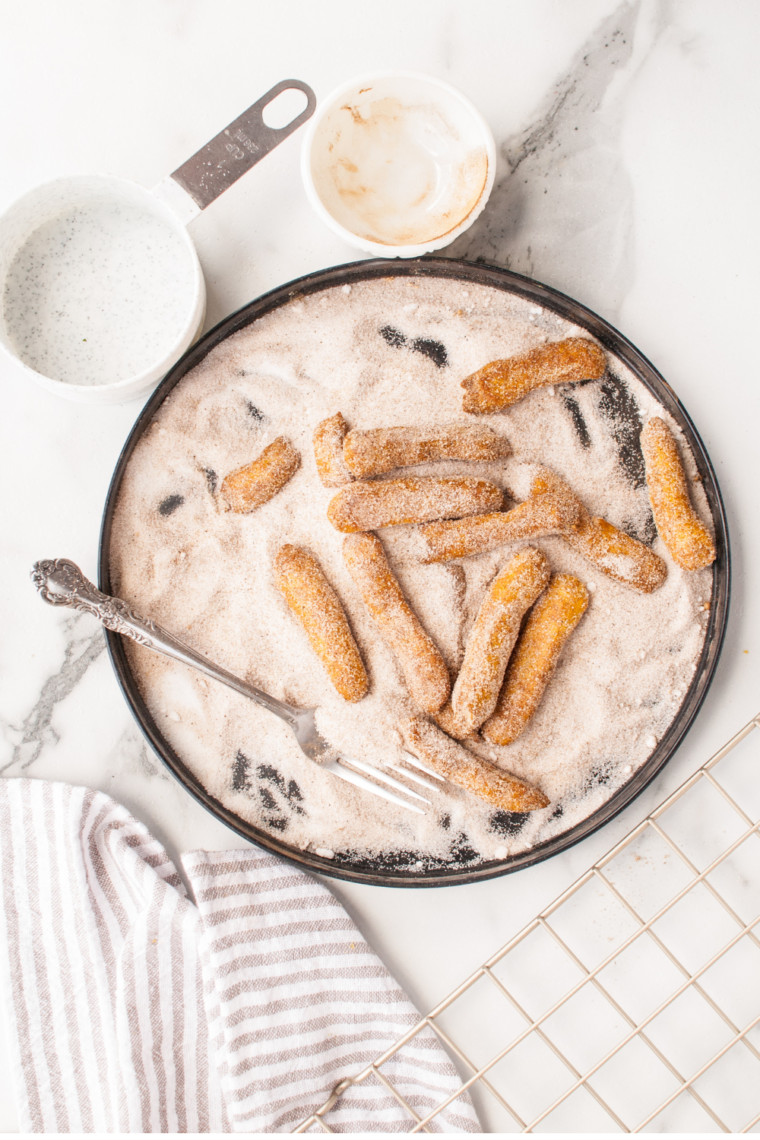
0,79,315,404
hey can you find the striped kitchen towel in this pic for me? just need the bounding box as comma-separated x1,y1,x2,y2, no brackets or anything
0,779,479,1133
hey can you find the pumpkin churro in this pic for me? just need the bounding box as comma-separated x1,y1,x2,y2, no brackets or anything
328,476,502,533
343,423,510,478
417,491,582,563
220,436,300,514
313,412,354,488
400,716,550,812
531,467,667,594
343,533,450,714
452,547,550,734
483,574,589,746
461,337,607,414
274,545,368,703
432,701,478,742
641,418,716,571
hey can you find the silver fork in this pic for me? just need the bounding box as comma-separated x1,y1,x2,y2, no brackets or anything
31,558,439,813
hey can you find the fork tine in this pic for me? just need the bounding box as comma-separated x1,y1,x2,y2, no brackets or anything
323,759,426,814
400,750,445,783
340,756,432,803
387,761,442,793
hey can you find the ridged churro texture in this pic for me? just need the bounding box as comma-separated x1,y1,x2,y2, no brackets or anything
641,418,716,571
220,437,300,514
461,337,607,413
483,574,589,746
273,544,369,704
343,423,511,478
343,533,450,714
531,467,668,594
451,547,551,734
313,412,354,488
418,491,582,563
327,476,503,533
400,716,550,812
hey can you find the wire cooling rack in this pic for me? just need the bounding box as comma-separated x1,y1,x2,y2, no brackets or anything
294,712,760,1133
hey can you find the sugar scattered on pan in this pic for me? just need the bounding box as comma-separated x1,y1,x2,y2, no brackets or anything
109,275,714,869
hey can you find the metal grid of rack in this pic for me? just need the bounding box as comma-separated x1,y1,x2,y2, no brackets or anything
294,712,760,1133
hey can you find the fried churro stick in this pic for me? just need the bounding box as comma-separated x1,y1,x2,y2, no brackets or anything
417,491,582,563
313,412,354,488
461,337,607,414
452,548,550,734
274,545,368,703
328,477,503,533
641,418,716,571
343,423,511,478
220,437,300,514
432,702,477,742
483,574,589,746
343,533,450,714
531,467,667,594
400,716,549,812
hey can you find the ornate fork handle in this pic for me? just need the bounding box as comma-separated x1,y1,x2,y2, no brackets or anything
31,558,299,725
33,558,162,643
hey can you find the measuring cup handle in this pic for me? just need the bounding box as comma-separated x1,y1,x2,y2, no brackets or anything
170,79,317,211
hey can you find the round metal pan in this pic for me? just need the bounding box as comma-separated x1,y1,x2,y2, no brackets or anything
98,257,730,887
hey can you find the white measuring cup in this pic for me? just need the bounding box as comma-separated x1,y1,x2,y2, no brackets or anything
0,79,315,405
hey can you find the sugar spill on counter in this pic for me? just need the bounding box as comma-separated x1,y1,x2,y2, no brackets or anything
108,276,713,870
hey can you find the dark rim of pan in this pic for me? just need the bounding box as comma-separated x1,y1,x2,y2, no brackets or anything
98,257,730,888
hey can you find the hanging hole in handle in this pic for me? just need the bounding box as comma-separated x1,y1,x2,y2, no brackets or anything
262,86,310,130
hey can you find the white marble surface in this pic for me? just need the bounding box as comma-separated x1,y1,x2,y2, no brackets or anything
1,1,759,1132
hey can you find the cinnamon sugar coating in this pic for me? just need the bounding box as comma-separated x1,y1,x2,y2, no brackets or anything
343,423,510,478
273,544,368,703
220,436,300,514
327,476,503,533
483,574,589,746
343,533,450,714
451,547,551,734
313,412,354,488
400,716,550,812
432,701,478,742
461,337,607,413
531,467,667,593
417,491,582,563
641,418,716,571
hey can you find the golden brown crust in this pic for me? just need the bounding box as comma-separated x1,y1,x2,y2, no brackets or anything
400,716,550,812
461,337,607,414
483,574,589,746
313,412,354,488
451,547,551,734
531,467,668,593
432,701,479,742
417,491,583,562
274,545,369,703
641,418,716,571
343,423,511,478
220,437,300,514
327,477,503,533
342,533,450,714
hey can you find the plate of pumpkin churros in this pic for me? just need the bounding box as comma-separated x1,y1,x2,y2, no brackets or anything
101,258,729,885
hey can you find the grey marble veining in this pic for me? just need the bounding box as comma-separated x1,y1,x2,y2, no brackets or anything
0,615,106,775
448,0,640,320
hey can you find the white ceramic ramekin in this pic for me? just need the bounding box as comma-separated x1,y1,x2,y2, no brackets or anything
301,71,496,258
